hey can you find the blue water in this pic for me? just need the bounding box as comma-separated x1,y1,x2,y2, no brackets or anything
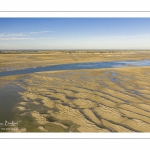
0,60,150,77
115,60,150,67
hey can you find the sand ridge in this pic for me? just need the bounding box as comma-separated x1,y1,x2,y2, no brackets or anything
10,66,150,132
0,51,150,132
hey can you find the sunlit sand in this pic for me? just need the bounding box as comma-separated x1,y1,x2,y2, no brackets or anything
0,50,150,132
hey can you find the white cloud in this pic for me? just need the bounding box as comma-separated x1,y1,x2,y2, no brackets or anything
39,38,54,40
0,30,54,38
0,38,34,40
88,34,150,43
0,34,5,37
0,37,54,40
0,33,27,38
29,31,54,35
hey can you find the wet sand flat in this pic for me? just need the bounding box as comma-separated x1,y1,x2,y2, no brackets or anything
0,50,150,72
0,50,150,132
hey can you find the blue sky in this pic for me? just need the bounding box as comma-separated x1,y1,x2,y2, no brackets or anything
0,18,150,50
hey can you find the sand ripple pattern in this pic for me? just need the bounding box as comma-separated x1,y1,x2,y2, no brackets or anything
16,66,150,132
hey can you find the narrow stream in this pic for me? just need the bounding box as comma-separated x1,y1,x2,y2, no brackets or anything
0,60,150,77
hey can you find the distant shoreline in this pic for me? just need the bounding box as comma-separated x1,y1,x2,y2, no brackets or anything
1,49,150,54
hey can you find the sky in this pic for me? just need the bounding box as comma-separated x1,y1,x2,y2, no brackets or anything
0,18,150,50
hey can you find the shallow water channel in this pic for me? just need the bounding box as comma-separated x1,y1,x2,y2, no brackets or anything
0,59,150,132
0,59,150,77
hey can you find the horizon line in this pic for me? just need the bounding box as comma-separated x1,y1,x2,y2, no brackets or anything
1,49,150,51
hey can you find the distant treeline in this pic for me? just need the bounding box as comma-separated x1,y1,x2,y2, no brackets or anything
0,50,149,54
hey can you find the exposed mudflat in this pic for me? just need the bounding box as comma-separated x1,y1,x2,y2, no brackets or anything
0,51,150,72
0,51,150,132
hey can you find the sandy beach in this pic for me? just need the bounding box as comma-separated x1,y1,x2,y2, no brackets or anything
0,50,150,132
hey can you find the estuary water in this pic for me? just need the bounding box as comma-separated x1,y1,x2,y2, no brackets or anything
0,59,150,77
0,59,150,132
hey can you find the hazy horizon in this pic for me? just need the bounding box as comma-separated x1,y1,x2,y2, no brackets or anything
1,18,150,50
1,49,150,51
